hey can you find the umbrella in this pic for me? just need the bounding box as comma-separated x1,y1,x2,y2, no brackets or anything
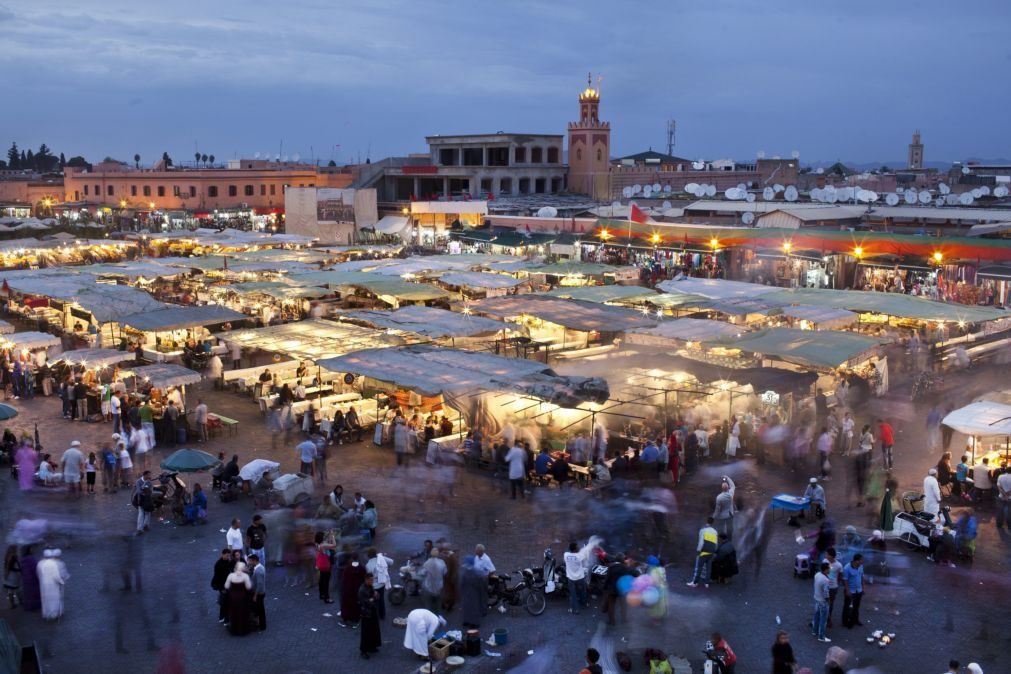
0,403,18,420
160,448,222,473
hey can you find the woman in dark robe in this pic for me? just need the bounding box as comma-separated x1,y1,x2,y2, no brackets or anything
224,562,253,636
19,547,40,611
440,548,459,612
340,559,365,627
459,556,488,628
358,574,381,659
711,534,739,584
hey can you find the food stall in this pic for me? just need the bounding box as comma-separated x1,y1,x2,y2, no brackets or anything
941,401,1011,464
124,363,203,444
339,305,520,348
116,305,246,364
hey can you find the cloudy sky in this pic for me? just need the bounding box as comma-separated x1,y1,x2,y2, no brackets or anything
2,0,1008,166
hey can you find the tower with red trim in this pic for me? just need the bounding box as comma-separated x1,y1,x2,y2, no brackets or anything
567,73,611,200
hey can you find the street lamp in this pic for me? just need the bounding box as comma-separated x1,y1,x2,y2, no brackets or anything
853,246,863,258
932,251,943,264
709,237,719,250
651,233,661,245
782,241,792,253
599,228,611,241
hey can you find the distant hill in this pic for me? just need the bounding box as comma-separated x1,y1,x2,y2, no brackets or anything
806,158,1011,172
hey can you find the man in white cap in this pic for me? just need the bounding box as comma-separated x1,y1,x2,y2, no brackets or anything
804,477,827,518
403,608,446,658
60,441,84,496
923,468,942,519
37,549,69,620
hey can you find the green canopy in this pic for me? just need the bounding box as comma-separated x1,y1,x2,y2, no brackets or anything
542,285,658,304
762,288,1008,324
724,327,888,369
160,448,222,472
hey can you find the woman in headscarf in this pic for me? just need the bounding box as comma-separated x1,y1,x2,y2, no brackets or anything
224,561,253,636
459,555,488,628
18,546,40,611
339,557,365,628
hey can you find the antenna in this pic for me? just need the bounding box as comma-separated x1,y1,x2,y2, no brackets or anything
666,119,676,156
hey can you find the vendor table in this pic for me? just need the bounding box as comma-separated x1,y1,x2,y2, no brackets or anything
771,494,811,521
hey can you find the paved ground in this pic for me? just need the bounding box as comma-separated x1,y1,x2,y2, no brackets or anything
2,355,1010,674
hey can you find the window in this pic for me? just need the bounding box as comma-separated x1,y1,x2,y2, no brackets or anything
547,147,559,163
189,186,196,197
576,149,582,161
597,149,602,161
143,185,151,197
131,185,137,197
83,185,89,196
228,185,237,197
157,186,165,197
269,185,275,195
244,185,254,196
531,147,543,163
439,148,457,166
173,186,181,196
260,185,266,196
208,186,218,197
107,185,114,196
514,147,526,163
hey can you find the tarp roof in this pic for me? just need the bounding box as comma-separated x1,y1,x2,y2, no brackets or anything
317,344,608,406
221,281,330,299
291,271,450,302
82,261,190,280
128,363,202,388
53,284,168,323
942,401,1011,437
615,355,818,394
55,348,134,368
725,327,887,369
341,306,517,339
437,271,526,289
780,305,858,329
542,285,658,304
762,288,1009,323
216,319,402,362
626,318,744,347
118,305,247,332
466,295,657,333
372,215,411,235
527,262,628,277
658,277,783,300
6,331,61,350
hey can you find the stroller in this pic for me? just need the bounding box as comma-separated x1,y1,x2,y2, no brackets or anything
894,491,951,550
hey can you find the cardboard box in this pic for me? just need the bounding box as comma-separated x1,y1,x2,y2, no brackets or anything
429,638,453,661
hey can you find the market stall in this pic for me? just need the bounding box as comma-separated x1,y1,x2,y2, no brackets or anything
941,401,1011,463
542,284,659,305
434,271,527,299
117,305,246,364
340,305,519,343
125,363,203,443
624,318,745,349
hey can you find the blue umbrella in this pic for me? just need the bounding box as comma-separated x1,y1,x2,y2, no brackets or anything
160,448,221,473
0,404,18,421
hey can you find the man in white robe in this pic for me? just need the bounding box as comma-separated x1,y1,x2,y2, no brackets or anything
403,608,445,657
37,549,69,620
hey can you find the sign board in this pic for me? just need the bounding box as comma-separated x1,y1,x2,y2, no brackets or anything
761,390,780,406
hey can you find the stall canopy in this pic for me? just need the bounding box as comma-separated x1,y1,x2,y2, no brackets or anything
465,295,657,333
371,215,411,236
222,281,330,299
726,327,887,369
317,344,609,407
6,331,61,350
625,318,745,347
763,288,1009,323
216,319,403,361
129,363,202,388
655,355,819,394
658,277,784,300
0,320,12,335
437,272,526,290
83,261,190,280
942,401,1011,437
291,271,450,303
118,305,247,332
780,305,858,330
341,305,517,339
55,348,134,368
527,262,629,278
542,285,659,304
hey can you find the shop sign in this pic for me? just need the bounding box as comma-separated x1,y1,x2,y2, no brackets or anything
761,390,780,406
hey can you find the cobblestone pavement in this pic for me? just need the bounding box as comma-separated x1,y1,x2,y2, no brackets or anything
2,361,1009,673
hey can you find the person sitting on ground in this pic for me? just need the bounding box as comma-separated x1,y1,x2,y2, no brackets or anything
840,525,862,550
36,454,59,485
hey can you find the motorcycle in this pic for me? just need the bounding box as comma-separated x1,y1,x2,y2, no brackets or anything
488,569,546,616
538,548,609,599
702,641,730,674
387,561,423,606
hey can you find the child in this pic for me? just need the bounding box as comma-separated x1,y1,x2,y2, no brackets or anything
85,452,97,494
955,453,970,499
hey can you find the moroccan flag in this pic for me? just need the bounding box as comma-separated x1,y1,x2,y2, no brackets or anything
630,202,653,224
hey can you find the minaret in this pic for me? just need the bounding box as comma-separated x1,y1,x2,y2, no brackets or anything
908,130,924,170
567,73,611,200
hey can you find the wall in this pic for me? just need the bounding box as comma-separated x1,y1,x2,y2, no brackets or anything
284,187,378,244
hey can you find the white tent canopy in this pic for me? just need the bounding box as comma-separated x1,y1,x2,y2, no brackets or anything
216,319,402,362
341,305,517,339
118,305,247,332
658,277,783,301
625,318,744,347
55,348,134,368
372,215,411,236
942,401,1011,437
6,331,61,350
780,305,858,330
128,363,202,389
437,271,526,289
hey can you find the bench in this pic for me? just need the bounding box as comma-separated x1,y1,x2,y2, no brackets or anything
208,413,240,437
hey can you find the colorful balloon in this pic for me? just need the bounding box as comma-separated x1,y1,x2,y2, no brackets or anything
616,575,634,596
641,586,660,607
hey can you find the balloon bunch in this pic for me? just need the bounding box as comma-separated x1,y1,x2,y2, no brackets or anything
617,572,663,607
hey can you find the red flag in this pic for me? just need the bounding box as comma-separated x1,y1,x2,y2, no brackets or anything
630,202,652,224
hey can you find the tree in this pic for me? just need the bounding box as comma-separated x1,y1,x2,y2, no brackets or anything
19,150,26,166
162,151,173,167
25,149,34,170
134,153,140,168
208,154,215,166
201,154,208,166
194,151,201,165
6,142,18,169
66,156,89,168
879,165,891,174
327,159,337,167
59,152,66,170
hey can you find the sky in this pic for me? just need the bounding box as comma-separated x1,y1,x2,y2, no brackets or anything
2,0,1009,167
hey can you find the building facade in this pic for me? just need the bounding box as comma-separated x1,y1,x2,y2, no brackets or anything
566,75,611,200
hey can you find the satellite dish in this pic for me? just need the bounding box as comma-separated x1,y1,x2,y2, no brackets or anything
536,206,558,218
961,166,971,175
254,152,261,159
810,188,823,202
827,192,839,203
705,185,717,197
903,190,917,204
816,167,825,175
959,192,974,206
762,187,775,201
869,191,879,203
784,186,799,202
945,194,959,205
724,188,738,200
737,183,747,192
742,212,755,225
662,200,672,210
652,183,662,192
885,193,900,206
918,191,930,204
684,183,699,195
643,185,653,197
292,153,301,162
935,197,945,207
971,188,983,199
746,193,756,203
979,186,991,196
663,184,672,193
757,150,766,159
857,189,872,203
938,182,950,195
274,154,280,160
791,150,800,159
773,184,785,193
692,161,705,170
995,186,1010,198
622,186,633,198
632,184,642,194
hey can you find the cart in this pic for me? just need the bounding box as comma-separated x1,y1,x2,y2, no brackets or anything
266,472,314,507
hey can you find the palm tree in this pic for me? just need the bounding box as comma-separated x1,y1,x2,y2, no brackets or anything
209,154,215,166
194,151,201,166
201,154,208,167
133,153,140,168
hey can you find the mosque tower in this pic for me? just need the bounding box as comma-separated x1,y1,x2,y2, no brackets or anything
567,73,611,200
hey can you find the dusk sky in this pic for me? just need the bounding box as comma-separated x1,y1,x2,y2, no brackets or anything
3,0,1009,167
